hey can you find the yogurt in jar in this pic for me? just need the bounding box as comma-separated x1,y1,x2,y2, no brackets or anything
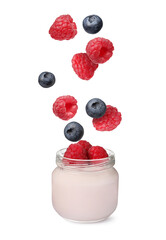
52,149,119,223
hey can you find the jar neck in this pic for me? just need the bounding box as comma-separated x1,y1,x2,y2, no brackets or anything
56,149,115,172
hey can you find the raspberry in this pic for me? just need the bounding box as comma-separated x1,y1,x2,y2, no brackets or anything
49,15,77,41
77,140,92,152
93,105,122,131
64,143,88,165
88,146,108,164
86,37,114,64
53,95,78,120
72,53,98,80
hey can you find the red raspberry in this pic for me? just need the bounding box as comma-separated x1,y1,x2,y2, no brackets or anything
64,143,88,165
88,146,108,164
77,140,92,152
72,53,98,80
53,95,78,120
49,15,77,41
86,37,114,64
93,105,122,131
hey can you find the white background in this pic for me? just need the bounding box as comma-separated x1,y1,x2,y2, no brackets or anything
0,0,166,239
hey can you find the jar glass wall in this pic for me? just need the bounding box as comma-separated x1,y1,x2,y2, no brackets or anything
52,149,119,223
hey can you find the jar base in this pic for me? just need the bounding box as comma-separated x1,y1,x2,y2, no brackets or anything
63,216,110,223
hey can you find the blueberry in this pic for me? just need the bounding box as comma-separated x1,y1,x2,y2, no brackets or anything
38,71,55,88
86,98,106,118
64,122,84,142
83,15,103,34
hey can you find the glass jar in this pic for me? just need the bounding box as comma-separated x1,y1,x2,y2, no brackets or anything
52,149,119,223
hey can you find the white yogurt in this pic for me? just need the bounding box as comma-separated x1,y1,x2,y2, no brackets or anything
52,149,119,222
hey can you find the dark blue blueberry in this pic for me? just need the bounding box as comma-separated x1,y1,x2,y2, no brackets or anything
64,122,84,142
38,71,56,88
86,98,106,118
83,15,103,34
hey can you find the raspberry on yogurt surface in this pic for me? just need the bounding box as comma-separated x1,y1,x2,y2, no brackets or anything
88,146,108,158
88,146,108,164
63,142,109,166
63,143,88,165
77,140,92,152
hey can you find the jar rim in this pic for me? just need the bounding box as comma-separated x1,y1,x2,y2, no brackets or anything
56,148,115,171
